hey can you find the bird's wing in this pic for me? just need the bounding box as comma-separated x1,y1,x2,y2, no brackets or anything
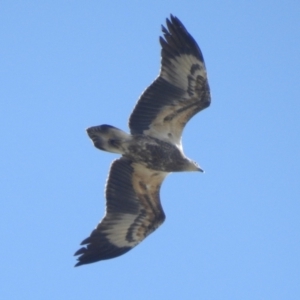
129,15,211,148
74,157,168,266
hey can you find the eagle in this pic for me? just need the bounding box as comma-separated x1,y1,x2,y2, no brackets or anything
74,15,211,266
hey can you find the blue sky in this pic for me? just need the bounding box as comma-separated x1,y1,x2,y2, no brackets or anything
1,1,300,299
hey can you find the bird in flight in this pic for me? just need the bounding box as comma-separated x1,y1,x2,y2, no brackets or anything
74,15,211,266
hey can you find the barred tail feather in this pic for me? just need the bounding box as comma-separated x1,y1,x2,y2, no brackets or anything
87,125,131,154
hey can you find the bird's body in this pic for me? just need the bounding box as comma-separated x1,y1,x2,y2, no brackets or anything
75,15,211,266
87,125,200,172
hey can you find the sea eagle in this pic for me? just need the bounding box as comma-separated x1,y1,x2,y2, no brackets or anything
75,15,211,266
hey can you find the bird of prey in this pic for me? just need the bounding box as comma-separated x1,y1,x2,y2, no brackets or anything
74,15,211,266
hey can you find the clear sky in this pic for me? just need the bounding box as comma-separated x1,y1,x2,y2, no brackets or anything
1,1,300,299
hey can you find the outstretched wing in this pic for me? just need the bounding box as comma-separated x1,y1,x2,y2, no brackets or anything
129,15,211,147
74,158,168,266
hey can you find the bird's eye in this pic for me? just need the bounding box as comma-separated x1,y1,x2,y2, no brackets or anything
193,160,199,166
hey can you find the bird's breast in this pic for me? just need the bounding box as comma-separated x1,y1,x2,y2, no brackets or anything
125,136,187,172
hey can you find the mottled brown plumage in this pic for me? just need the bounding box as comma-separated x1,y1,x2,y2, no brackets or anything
75,14,211,266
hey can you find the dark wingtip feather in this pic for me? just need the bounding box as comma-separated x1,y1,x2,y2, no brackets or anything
74,243,132,267
160,15,204,63
74,259,85,267
74,247,86,256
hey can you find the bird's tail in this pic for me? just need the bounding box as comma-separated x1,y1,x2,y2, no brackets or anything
87,125,131,154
